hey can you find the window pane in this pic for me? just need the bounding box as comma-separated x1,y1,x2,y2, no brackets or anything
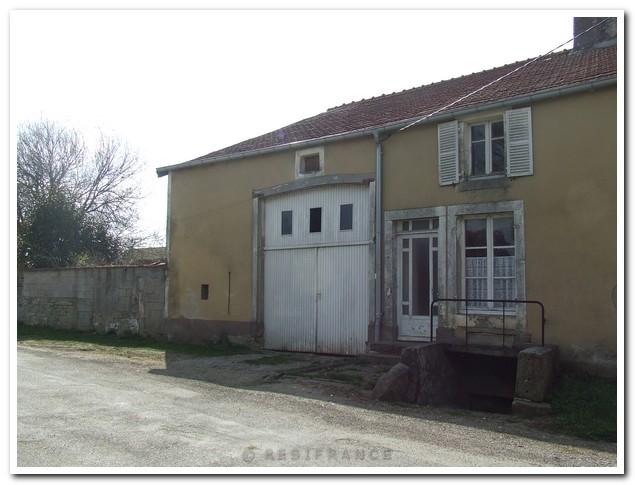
465,256,487,278
432,249,439,316
402,304,410,315
466,248,487,258
494,248,514,257
432,218,439,229
465,219,487,247
471,124,485,141
402,221,410,231
466,278,488,307
302,154,320,173
281,210,293,235
494,278,516,306
402,238,410,249
491,138,505,173
493,217,514,246
340,204,353,230
494,255,515,277
491,120,504,139
412,219,429,231
402,251,409,301
471,141,486,175
412,238,430,316
309,207,322,233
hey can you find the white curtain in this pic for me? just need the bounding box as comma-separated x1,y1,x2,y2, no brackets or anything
466,256,515,306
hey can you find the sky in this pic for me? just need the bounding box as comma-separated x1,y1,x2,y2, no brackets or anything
8,5,623,245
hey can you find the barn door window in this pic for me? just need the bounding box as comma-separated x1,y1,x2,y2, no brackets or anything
281,210,293,235
340,204,353,231
309,207,322,233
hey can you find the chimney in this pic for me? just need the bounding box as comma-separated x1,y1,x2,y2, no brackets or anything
573,17,617,50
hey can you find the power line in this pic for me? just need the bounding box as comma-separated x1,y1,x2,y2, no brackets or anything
394,17,614,136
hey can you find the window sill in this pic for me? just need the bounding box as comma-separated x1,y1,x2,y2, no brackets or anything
458,176,511,192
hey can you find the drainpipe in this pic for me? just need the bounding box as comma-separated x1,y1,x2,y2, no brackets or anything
373,131,383,343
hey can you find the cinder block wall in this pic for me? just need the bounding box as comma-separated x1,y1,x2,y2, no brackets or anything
17,265,167,339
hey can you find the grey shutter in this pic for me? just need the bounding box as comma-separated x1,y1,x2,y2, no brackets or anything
505,107,533,177
438,120,459,185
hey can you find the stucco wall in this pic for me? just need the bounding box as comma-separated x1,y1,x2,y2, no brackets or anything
381,87,617,373
17,265,167,339
166,137,375,328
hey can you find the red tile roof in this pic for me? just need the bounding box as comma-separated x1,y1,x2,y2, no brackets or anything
166,45,617,171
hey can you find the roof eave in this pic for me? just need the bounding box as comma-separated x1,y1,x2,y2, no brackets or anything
156,76,617,177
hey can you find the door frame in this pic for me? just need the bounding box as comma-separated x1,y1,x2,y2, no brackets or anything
384,206,448,342
397,230,439,340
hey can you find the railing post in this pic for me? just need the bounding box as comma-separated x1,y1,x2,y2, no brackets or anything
502,302,506,348
430,299,435,343
465,300,469,350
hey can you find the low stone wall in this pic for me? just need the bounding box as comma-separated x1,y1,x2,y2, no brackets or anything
373,343,467,407
373,343,557,414
17,265,167,339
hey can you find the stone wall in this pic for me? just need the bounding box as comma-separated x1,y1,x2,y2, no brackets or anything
373,343,557,414
17,265,167,339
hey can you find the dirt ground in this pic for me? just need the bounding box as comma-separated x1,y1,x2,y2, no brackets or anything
15,339,618,456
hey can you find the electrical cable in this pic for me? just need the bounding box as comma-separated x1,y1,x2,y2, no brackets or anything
394,17,614,136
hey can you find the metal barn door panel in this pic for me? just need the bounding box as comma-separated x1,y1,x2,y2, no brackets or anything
316,245,369,355
263,248,317,352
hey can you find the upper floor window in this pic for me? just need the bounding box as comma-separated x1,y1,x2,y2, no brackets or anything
438,107,533,186
295,147,324,178
470,119,505,177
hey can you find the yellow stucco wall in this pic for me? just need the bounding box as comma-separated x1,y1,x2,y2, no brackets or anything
166,137,375,323
381,87,617,367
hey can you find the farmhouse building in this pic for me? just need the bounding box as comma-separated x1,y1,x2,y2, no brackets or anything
157,17,619,376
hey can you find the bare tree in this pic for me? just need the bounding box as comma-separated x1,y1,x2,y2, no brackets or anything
17,119,146,267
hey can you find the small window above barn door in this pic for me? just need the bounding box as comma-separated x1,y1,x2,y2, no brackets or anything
295,147,324,178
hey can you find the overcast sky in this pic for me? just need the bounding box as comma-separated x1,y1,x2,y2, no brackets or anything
9,6,620,243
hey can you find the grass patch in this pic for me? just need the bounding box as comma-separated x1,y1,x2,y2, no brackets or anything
17,323,250,358
244,353,308,366
321,371,366,386
547,366,618,442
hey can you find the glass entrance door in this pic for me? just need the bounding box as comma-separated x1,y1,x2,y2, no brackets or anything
398,225,439,340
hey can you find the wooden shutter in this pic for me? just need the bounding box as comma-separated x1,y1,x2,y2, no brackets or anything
438,120,459,185
505,107,533,177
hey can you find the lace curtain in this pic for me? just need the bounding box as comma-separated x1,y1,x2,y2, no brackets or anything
466,256,515,306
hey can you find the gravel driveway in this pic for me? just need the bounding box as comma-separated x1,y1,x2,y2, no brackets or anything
15,343,619,471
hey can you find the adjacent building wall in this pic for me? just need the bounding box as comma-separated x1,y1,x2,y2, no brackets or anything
381,86,617,375
166,137,376,341
17,265,167,339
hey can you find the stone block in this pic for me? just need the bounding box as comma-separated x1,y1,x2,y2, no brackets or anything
372,362,410,401
515,346,557,402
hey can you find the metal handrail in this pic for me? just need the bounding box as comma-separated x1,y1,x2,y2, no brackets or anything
429,298,546,348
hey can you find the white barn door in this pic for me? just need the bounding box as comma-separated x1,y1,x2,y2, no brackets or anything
263,184,371,355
